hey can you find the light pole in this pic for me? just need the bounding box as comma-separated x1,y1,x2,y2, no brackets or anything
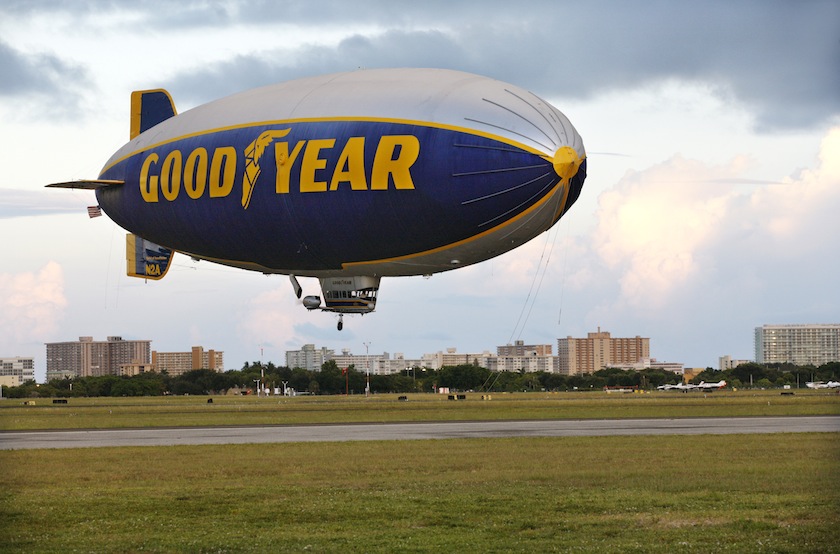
363,341,371,396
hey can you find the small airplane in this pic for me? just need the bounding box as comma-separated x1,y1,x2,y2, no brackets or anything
48,68,586,330
657,382,696,391
657,380,727,392
805,381,840,389
696,380,727,390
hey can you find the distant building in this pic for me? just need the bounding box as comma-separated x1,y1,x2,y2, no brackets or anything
421,348,494,371
46,336,151,380
285,345,424,375
119,362,157,377
286,344,333,372
682,367,705,382
329,349,424,376
491,340,557,373
649,360,684,374
152,346,224,376
1,356,35,384
605,357,683,374
497,340,552,357
557,328,650,375
719,355,751,371
755,324,840,366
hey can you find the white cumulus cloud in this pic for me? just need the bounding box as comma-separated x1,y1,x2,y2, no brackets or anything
588,126,840,320
0,261,67,345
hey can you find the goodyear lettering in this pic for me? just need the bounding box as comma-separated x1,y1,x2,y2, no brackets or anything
160,150,182,201
184,148,208,199
300,139,335,193
139,130,419,205
209,146,236,198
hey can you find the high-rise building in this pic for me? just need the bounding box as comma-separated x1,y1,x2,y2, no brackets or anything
754,324,840,366
152,346,224,376
286,344,334,372
0,356,35,386
719,355,751,371
557,328,650,375
46,336,151,380
421,348,494,371
497,340,552,357
492,340,556,373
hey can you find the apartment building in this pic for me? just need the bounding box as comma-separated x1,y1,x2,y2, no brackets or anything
0,356,35,385
557,328,650,375
152,346,224,376
286,344,333,371
46,336,151,380
755,324,840,365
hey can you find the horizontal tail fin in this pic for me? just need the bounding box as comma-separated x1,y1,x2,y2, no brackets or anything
126,234,174,280
130,89,177,139
46,179,124,190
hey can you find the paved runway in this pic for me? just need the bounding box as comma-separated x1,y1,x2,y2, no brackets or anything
2,415,838,450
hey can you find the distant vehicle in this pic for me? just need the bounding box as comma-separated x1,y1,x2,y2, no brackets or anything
48,68,587,330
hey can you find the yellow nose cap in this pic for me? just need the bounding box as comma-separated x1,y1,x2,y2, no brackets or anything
553,146,583,183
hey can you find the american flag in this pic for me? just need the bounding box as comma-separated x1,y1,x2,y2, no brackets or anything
87,206,102,218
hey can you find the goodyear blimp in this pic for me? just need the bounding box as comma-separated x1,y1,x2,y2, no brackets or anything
49,68,586,330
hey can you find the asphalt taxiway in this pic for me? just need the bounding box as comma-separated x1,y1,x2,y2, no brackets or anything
1,415,838,450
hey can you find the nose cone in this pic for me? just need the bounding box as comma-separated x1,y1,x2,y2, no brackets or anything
553,146,584,183
551,148,587,223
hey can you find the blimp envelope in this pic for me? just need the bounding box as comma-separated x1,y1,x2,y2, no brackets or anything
49,68,586,326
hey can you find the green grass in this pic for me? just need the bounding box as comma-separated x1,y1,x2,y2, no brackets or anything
1,433,838,552
2,390,839,430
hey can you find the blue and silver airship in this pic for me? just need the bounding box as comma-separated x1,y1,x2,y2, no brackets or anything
49,68,586,329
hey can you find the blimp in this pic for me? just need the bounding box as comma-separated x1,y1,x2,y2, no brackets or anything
49,68,586,330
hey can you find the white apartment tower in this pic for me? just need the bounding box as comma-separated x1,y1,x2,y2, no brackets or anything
755,324,840,365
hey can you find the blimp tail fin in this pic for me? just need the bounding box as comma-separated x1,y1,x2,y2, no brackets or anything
126,234,175,281
130,89,177,139
46,179,124,190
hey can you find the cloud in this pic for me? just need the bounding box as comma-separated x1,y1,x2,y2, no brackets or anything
0,40,88,118
588,126,840,319
0,262,67,344
0,188,90,219
167,29,466,104
3,2,838,129
236,285,335,355
159,1,839,131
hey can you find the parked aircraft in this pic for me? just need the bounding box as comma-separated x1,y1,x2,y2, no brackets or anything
657,382,696,391
48,68,586,329
806,381,840,389
697,380,727,390
657,380,727,392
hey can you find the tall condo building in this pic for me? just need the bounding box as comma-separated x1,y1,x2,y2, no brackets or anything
46,336,151,380
754,324,840,365
0,356,35,386
152,346,224,376
557,328,650,375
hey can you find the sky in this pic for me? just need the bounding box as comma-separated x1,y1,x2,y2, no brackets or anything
1,1,839,381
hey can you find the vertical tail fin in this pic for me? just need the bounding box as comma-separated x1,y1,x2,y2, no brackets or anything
130,89,177,139
126,234,174,280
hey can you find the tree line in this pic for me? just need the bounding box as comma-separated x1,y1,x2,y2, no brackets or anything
3,360,838,398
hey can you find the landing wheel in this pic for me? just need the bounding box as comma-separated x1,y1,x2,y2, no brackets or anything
337,314,344,331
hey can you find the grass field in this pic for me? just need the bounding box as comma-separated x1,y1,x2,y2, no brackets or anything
1,389,839,430
1,392,838,552
1,434,838,552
